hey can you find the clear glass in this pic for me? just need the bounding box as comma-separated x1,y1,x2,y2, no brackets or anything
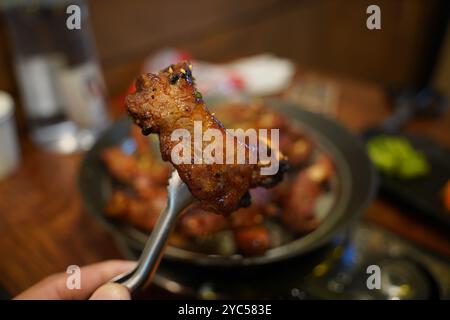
2,0,110,153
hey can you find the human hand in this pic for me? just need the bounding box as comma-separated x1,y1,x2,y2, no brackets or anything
14,260,136,300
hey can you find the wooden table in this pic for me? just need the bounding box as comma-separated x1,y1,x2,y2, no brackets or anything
1,70,450,297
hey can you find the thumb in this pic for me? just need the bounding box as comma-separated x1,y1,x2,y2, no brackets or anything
89,283,131,300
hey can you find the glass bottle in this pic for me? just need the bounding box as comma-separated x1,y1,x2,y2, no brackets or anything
2,0,109,153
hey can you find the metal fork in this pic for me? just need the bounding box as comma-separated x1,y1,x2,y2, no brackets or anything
111,170,193,292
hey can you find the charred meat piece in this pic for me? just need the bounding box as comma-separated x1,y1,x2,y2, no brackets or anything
281,171,321,234
234,225,271,256
230,207,264,229
216,103,313,168
305,154,335,183
102,148,170,192
280,154,334,233
101,147,139,184
105,189,166,231
229,187,275,229
102,129,171,189
178,207,229,238
126,61,286,214
284,135,313,168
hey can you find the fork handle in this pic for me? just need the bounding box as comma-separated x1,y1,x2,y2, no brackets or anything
112,185,193,292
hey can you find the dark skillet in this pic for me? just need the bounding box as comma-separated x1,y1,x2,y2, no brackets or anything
79,98,376,266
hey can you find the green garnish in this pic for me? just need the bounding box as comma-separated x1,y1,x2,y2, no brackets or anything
366,135,430,179
193,91,203,101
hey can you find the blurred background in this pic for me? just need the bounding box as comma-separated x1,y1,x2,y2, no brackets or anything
0,0,449,300
1,0,449,117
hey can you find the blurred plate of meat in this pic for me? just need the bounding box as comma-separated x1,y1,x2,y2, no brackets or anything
79,98,376,266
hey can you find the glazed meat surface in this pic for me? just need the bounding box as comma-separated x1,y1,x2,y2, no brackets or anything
126,61,285,214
